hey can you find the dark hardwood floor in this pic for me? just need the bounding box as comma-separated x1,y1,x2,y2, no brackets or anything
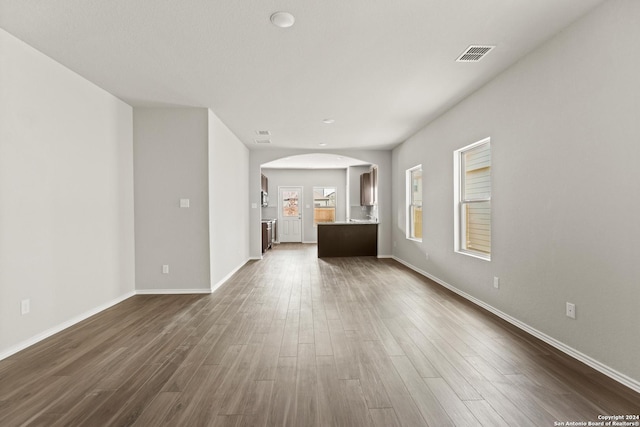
1,243,638,426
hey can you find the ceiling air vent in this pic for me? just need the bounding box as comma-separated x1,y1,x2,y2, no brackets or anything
254,139,271,144
456,45,495,62
255,130,271,136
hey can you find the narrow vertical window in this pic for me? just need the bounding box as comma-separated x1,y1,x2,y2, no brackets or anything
454,138,491,260
406,165,422,241
313,187,336,225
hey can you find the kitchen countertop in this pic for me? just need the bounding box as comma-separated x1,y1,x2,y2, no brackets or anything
318,220,378,225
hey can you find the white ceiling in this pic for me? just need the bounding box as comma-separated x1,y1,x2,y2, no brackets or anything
0,0,604,151
263,153,370,170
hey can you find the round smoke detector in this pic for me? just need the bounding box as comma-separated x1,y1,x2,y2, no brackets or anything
270,12,295,28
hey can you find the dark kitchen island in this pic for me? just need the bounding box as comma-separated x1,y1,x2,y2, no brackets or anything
317,221,378,257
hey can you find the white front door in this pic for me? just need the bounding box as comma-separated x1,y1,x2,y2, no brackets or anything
278,186,302,242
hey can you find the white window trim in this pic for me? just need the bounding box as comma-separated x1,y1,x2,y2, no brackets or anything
406,164,422,242
453,137,491,261
313,186,337,227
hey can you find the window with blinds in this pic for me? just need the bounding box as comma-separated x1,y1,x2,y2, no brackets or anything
406,165,422,241
454,138,491,260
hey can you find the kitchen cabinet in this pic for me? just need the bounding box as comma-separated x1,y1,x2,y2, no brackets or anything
360,172,373,206
261,173,269,207
271,220,277,245
261,219,277,253
371,166,378,205
359,167,378,206
262,221,272,253
317,222,378,257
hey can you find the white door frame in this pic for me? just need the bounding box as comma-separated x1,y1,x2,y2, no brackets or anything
278,186,303,243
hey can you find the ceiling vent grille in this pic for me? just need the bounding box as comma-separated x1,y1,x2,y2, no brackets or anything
254,139,271,144
255,130,271,136
456,45,495,62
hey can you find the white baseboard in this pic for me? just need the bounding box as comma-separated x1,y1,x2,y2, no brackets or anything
211,259,249,294
0,260,252,361
391,256,640,394
377,254,393,259
0,291,135,362
136,260,251,295
135,288,211,295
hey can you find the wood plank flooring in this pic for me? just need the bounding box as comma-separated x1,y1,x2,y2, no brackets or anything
1,243,638,426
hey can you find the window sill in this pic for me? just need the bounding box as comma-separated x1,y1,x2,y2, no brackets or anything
406,237,422,243
455,249,490,261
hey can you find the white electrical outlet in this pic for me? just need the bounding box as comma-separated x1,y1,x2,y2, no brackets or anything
180,198,190,208
21,299,30,315
493,277,500,289
566,302,576,319
162,264,170,274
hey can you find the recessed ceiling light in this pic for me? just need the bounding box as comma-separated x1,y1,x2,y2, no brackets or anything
319,143,327,147
322,118,335,124
270,12,295,28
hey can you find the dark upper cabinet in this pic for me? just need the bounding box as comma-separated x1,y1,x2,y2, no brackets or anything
371,166,377,205
260,174,269,207
360,167,378,206
360,172,373,206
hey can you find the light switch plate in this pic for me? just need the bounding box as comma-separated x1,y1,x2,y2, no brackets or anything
21,299,30,315
180,199,190,208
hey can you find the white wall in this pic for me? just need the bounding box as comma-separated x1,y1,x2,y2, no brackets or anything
250,149,392,259
208,110,250,287
134,108,210,292
0,29,135,356
392,0,640,387
261,168,347,243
